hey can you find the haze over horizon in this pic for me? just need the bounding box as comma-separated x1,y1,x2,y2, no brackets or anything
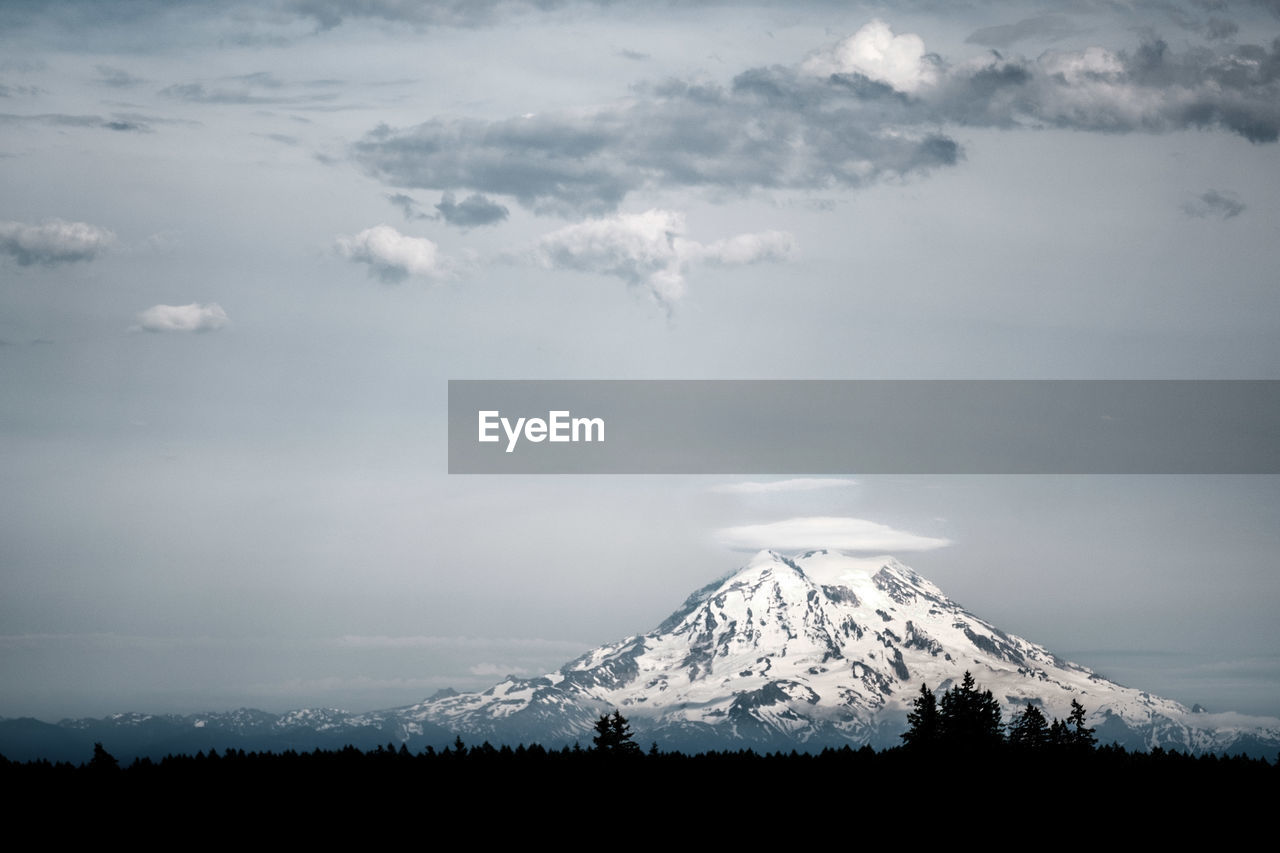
2,1,1278,723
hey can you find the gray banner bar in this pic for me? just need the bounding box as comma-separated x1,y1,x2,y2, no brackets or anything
448,380,1280,474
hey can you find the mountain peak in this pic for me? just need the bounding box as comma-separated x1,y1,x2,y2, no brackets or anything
403,550,1280,756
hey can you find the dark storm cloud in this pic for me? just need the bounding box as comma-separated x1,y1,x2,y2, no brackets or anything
1183,189,1246,218
929,36,1280,143
353,24,1280,214
435,192,509,227
1205,17,1239,39
1253,0,1280,17
353,69,961,215
965,15,1083,48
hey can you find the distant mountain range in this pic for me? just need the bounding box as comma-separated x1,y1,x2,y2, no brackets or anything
5,550,1279,762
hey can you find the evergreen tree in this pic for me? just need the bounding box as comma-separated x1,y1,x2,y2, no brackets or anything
592,710,641,755
1008,703,1050,749
592,714,615,751
937,671,1004,748
1067,699,1096,750
901,683,940,748
1048,717,1070,747
88,742,119,773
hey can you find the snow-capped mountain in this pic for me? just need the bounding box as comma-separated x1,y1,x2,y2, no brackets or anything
7,550,1278,761
390,550,1280,755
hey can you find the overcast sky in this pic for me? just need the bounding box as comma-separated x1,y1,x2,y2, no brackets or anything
2,0,1279,721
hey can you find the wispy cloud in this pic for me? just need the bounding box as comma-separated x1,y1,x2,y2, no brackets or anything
334,635,587,652
1183,189,1246,219
711,478,859,495
469,662,534,676
964,14,1084,48
94,64,146,88
0,112,151,132
716,516,951,553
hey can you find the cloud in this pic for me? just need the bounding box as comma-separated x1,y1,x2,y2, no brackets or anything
530,209,793,304
354,26,1280,215
965,15,1084,48
1183,189,1246,218
685,230,795,267
133,302,229,333
0,218,114,265
0,112,151,132
353,67,960,216
435,191,509,227
160,76,339,106
715,516,951,553
94,65,145,88
1205,17,1239,40
711,478,859,495
387,192,428,221
932,37,1280,143
469,662,533,676
802,19,940,93
334,634,586,651
335,224,452,282
288,0,514,30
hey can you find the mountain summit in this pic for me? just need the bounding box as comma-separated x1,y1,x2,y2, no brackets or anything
8,550,1277,762
397,550,1280,754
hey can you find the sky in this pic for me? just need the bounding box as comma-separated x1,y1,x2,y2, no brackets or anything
2,0,1279,722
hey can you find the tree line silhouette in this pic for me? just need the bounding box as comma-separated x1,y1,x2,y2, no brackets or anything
901,671,1098,752
2,691,1275,804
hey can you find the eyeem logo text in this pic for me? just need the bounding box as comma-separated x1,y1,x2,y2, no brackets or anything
478,410,606,453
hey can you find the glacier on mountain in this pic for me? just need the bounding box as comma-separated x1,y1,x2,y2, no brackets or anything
392,550,1280,755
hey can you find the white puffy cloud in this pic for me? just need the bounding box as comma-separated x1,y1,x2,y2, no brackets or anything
335,224,451,282
532,209,794,304
803,19,939,93
0,219,115,266
133,302,228,333
711,478,859,495
715,516,951,553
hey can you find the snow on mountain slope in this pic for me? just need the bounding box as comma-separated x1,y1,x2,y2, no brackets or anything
396,550,1280,754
